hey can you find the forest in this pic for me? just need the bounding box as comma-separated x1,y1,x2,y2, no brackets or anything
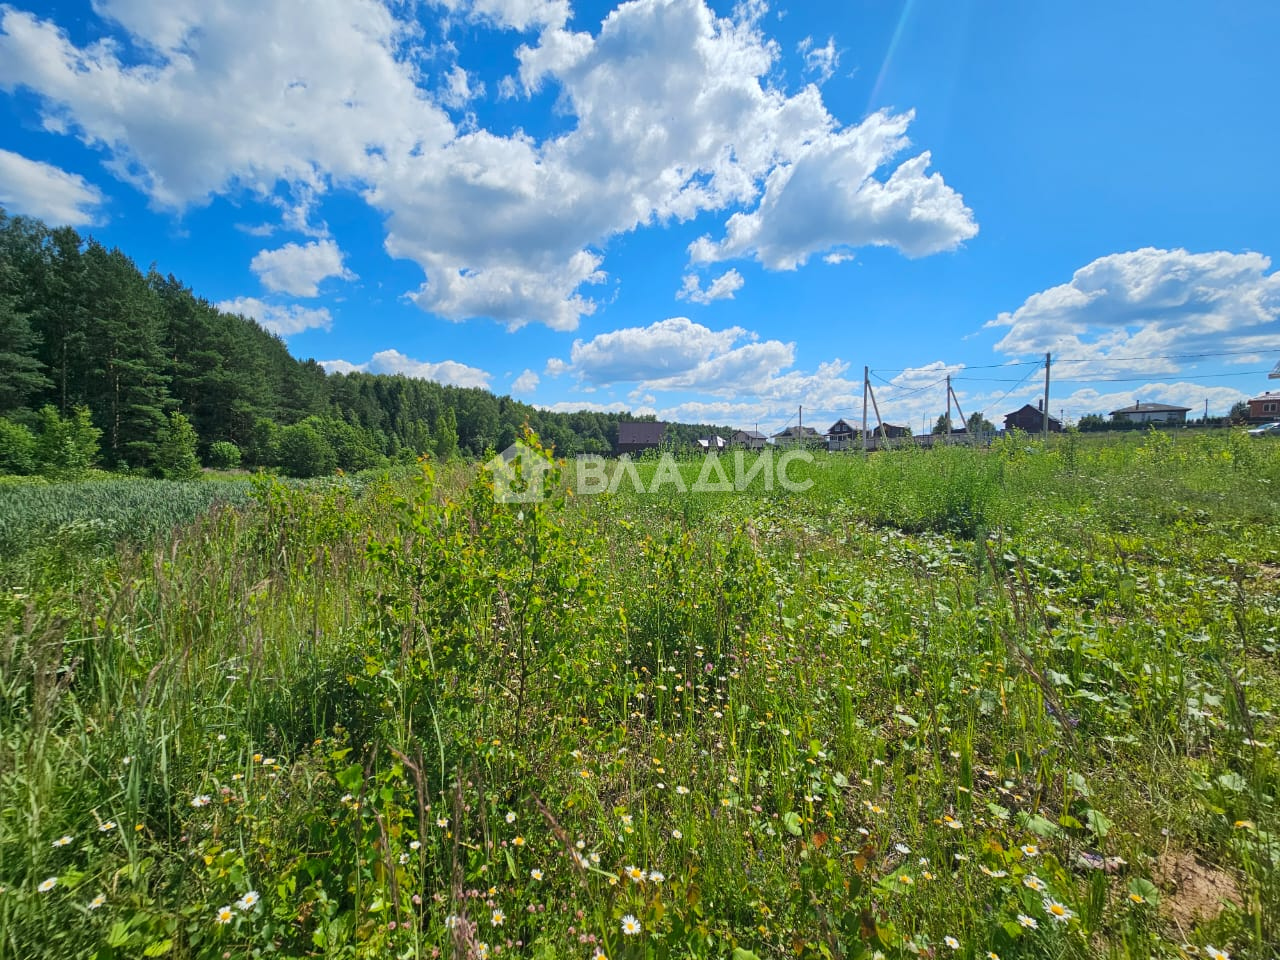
0,209,730,476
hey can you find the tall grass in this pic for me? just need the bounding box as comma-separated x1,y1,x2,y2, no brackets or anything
1,432,1277,959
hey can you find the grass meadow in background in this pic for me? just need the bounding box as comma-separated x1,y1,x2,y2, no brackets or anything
1,429,1277,960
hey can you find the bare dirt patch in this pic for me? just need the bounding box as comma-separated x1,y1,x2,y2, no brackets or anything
1153,851,1242,928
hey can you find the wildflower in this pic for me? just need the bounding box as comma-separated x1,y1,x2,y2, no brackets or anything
52,835,72,847
1022,875,1047,892
491,908,505,926
625,865,645,882
530,868,543,880
191,795,211,808
410,840,421,851
215,906,234,924
1042,899,1074,923
261,757,276,766
1128,892,1146,904
506,811,516,824
399,853,410,864
1204,947,1229,960
579,769,591,779
38,877,58,893
671,829,683,839
252,754,262,763
895,843,911,854
620,914,641,936
88,894,106,910
444,915,461,929
476,943,490,959
122,756,132,765
987,952,1000,960
99,822,116,832
437,817,449,828
513,835,526,847
1020,844,1039,857
236,890,259,911
942,815,962,829
1017,914,1038,929
675,786,689,795
648,870,665,884
217,733,227,741
898,874,913,885
944,936,960,950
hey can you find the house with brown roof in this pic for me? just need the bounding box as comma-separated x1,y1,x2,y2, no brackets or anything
1004,402,1062,434
616,420,667,455
1248,391,1280,422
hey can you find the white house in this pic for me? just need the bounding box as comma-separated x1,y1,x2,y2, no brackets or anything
1109,402,1191,424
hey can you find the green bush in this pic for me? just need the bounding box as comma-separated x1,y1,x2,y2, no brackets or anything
277,422,336,478
34,404,101,478
206,440,242,470
154,411,202,480
0,417,37,475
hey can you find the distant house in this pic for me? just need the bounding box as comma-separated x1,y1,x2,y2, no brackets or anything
771,425,822,448
878,423,911,439
1109,402,1191,424
696,435,727,451
616,420,667,455
1004,403,1062,434
826,419,859,451
1248,391,1280,421
731,429,768,449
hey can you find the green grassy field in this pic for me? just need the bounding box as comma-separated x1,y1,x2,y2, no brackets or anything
1,430,1277,960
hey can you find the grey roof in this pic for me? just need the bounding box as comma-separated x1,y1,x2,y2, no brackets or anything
826,419,858,434
772,425,820,438
1110,402,1191,414
733,429,768,439
617,421,667,444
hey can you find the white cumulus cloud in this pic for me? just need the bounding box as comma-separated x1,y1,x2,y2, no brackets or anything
250,238,355,297
511,368,540,393
318,348,492,388
0,0,976,331
217,296,333,336
677,268,745,304
986,248,1280,373
0,148,104,226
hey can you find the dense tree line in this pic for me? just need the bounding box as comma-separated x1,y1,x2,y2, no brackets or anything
0,209,733,476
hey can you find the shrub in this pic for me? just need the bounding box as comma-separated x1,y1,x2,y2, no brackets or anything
0,417,37,475
278,422,336,478
34,404,101,478
206,440,242,470
154,411,202,480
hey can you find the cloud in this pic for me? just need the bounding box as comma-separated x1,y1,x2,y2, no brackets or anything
511,368,539,393
797,35,838,83
677,268,745,304
433,0,570,31
0,148,104,226
318,348,492,388
217,296,333,336
439,65,486,110
986,248,1280,373
689,111,978,270
250,238,355,297
0,0,975,331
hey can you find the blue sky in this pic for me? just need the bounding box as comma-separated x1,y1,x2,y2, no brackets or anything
2,0,1279,434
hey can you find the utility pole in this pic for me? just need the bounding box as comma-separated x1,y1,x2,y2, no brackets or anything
862,366,869,453
945,375,952,443
1042,351,1051,442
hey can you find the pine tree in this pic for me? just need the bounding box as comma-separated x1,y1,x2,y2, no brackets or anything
155,411,201,479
